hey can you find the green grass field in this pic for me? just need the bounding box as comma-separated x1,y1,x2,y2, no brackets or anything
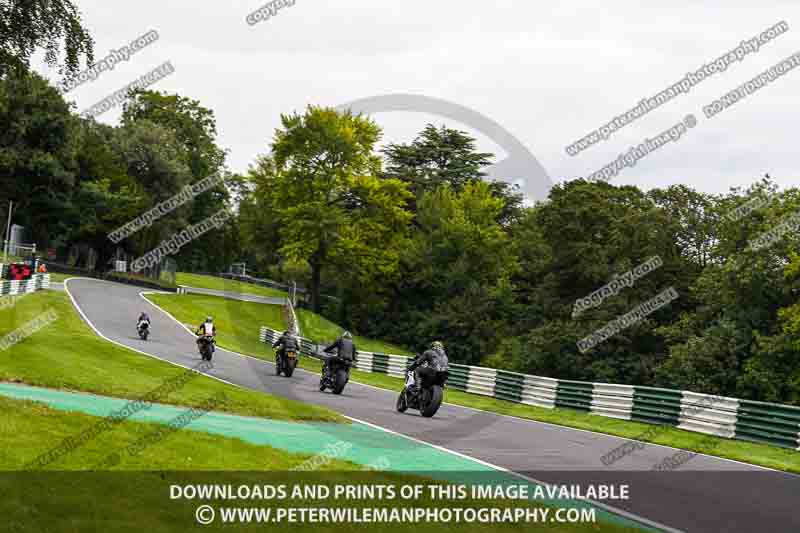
46,272,71,283
0,395,351,470
1,398,634,533
177,272,288,298
296,308,411,354
145,293,800,474
0,290,342,422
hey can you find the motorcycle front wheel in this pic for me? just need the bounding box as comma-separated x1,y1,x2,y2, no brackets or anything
396,389,408,413
284,358,296,377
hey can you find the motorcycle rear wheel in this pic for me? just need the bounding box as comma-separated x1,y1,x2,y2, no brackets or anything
420,385,443,418
332,368,348,394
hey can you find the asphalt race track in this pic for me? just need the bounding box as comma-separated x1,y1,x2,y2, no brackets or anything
65,278,800,533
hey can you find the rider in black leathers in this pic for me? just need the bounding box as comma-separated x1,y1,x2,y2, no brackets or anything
323,331,357,379
408,341,449,391
273,330,300,361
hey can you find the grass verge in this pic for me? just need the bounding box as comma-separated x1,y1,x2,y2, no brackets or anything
296,308,411,354
0,395,350,470
0,290,343,422
46,272,71,283
177,272,288,298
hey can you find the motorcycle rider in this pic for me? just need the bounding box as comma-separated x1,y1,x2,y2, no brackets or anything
407,341,449,392
273,329,300,363
322,330,357,380
137,312,151,332
195,316,216,353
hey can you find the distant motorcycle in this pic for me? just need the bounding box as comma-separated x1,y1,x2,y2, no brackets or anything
137,320,150,341
275,348,297,377
396,366,448,417
319,355,352,394
197,335,214,361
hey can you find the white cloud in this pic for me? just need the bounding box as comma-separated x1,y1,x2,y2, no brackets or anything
39,0,800,195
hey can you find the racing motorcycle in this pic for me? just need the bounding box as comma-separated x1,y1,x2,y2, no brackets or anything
275,347,297,377
197,335,215,361
396,366,449,418
137,320,150,341
319,354,352,394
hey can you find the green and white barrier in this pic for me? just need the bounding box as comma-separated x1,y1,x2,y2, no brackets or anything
258,325,800,450
0,273,50,296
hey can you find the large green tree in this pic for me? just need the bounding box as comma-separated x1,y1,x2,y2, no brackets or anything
262,106,412,312
122,91,233,272
382,124,522,223
67,120,144,270
489,180,694,384
655,181,800,400
0,69,79,247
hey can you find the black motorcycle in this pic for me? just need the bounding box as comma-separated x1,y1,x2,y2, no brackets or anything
137,320,150,341
275,348,297,377
397,366,448,417
319,355,352,394
197,335,214,361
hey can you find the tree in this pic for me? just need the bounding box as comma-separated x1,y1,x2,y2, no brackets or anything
382,124,493,195
492,180,693,384
112,119,193,270
654,182,800,401
122,91,226,180
0,0,94,78
370,181,519,363
382,124,522,223
265,106,412,312
122,90,232,271
67,120,144,269
0,69,79,247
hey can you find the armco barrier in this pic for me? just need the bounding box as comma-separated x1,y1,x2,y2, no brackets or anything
0,273,50,296
258,325,800,451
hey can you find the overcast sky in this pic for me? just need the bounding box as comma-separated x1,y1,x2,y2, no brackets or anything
37,1,800,200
